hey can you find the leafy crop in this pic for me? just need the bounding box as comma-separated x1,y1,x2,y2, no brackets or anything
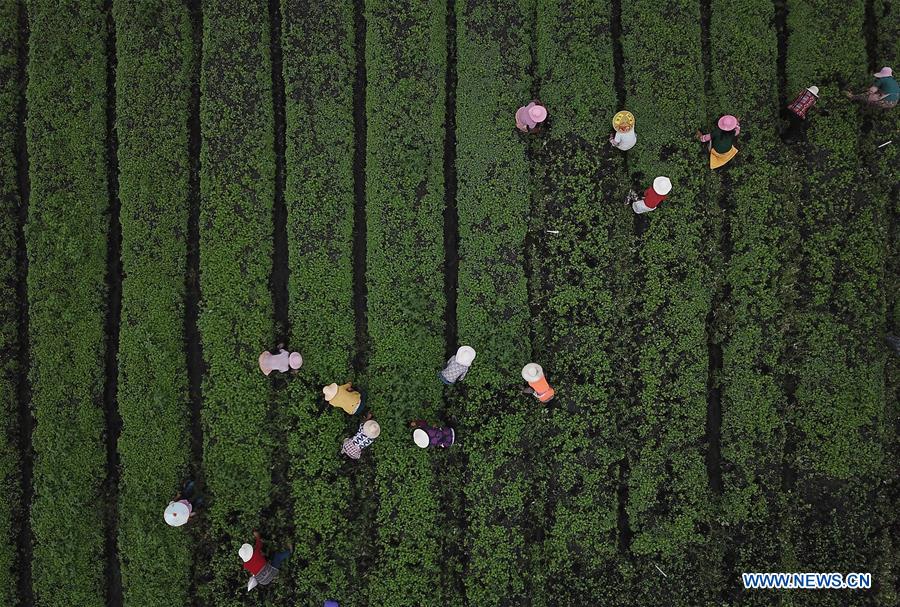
281,0,367,602
112,2,193,606
25,1,110,605
454,0,533,604
781,2,890,603
530,0,634,603
197,1,275,603
365,0,447,604
0,4,22,605
619,0,720,601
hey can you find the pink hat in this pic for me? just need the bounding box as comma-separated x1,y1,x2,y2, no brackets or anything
874,66,893,78
717,115,738,131
289,352,302,369
258,352,274,376
528,104,547,123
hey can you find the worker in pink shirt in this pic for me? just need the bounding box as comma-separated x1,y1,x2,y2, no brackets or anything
515,100,548,133
258,343,302,376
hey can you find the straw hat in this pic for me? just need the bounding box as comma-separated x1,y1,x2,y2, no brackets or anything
528,104,548,123
456,345,476,366
717,115,738,131
258,352,274,376
413,428,429,448
612,110,635,131
874,66,893,78
322,383,339,401
362,420,381,438
164,501,190,527
239,543,254,562
521,363,544,382
289,352,303,369
806,86,819,97
653,176,672,196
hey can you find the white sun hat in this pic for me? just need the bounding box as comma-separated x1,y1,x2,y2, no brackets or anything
289,352,303,369
164,501,190,527
653,176,672,196
413,428,429,448
806,85,819,96
456,346,476,366
239,543,254,562
322,383,339,401
362,420,381,438
521,363,544,382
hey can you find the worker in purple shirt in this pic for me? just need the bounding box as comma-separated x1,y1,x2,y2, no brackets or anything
410,419,456,449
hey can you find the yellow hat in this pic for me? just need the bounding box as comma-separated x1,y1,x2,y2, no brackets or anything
612,110,635,131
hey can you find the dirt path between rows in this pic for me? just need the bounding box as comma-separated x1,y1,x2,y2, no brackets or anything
102,4,123,605
14,5,34,606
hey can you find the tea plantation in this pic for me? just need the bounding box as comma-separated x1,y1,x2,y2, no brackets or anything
0,0,896,605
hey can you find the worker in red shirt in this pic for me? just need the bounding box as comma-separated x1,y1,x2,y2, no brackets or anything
628,176,672,214
240,531,292,590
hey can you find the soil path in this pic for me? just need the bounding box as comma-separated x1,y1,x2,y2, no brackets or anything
102,4,123,605
15,5,34,606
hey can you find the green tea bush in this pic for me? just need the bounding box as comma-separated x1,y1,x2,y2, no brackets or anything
197,1,275,602
365,0,447,604
112,2,193,605
25,1,110,605
281,0,365,602
620,0,719,601
454,0,533,603
530,0,634,602
0,4,22,605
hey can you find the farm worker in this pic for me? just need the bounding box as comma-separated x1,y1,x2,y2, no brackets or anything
340,418,381,460
787,86,819,119
258,344,302,376
439,345,476,384
515,101,548,133
323,382,365,414
410,419,456,448
696,115,740,169
521,363,555,403
163,480,200,527
609,110,637,151
845,67,898,109
240,531,292,590
628,176,672,214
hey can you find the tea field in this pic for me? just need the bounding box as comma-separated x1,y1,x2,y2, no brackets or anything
0,0,897,606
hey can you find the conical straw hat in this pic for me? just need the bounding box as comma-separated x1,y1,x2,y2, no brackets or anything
164,501,190,527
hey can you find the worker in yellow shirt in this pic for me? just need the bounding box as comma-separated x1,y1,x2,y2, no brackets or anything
322,382,365,415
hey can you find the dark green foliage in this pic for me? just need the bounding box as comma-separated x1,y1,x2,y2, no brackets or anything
619,0,720,602
0,3,22,605
709,0,790,601
781,2,889,604
25,1,109,605
197,1,275,603
112,2,192,605
365,0,447,604
281,0,366,602
530,0,634,603
454,1,532,603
